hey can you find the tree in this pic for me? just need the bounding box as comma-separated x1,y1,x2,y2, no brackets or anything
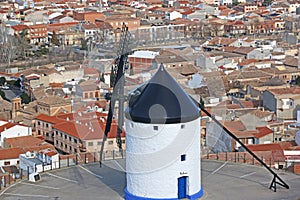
110,66,115,87
0,77,6,86
199,97,205,110
80,38,88,50
100,73,105,82
295,76,300,86
14,78,21,88
0,27,18,66
17,29,30,59
20,93,30,104
263,0,272,6
0,89,6,100
129,64,134,76
51,31,60,46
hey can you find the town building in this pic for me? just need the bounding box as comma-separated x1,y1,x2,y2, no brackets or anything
263,87,300,120
0,120,32,147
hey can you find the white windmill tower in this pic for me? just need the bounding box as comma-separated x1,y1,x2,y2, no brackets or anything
124,64,203,200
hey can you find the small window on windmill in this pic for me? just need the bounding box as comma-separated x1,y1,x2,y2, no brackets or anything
153,126,158,131
181,124,185,129
181,154,186,161
130,123,134,128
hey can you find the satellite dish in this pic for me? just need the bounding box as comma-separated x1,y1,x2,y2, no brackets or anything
26,151,31,157
295,130,300,146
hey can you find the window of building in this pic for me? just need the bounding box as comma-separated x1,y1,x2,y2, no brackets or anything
153,126,158,131
60,133,63,137
74,139,77,144
38,121,40,125
56,140,58,144
88,142,93,146
46,123,49,128
65,135,67,139
38,130,41,135
69,136,72,141
181,154,186,161
65,144,67,149
108,141,113,145
97,141,102,146
61,142,63,146
4,161,10,165
69,146,72,151
46,133,49,137
290,100,294,108
122,140,125,144
74,149,77,153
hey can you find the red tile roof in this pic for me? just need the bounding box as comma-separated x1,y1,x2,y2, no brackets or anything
11,24,29,31
0,122,27,133
84,67,99,75
247,142,294,151
35,114,66,124
4,135,53,149
255,127,273,138
267,87,300,95
53,119,124,140
0,148,24,160
49,82,64,88
223,120,246,132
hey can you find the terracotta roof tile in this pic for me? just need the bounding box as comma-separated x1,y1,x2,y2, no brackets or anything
0,123,16,132
5,135,50,149
250,110,274,119
53,119,124,140
255,127,273,138
267,87,300,95
0,148,24,160
35,114,66,124
84,67,99,75
223,120,246,132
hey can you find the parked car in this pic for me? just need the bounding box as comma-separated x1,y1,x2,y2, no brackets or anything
2,85,9,90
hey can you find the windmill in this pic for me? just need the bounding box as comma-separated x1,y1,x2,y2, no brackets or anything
99,24,131,166
98,25,289,193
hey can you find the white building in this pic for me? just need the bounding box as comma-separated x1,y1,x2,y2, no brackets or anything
125,64,203,199
167,11,182,21
19,152,43,174
220,0,232,5
19,149,59,174
0,121,32,147
0,148,24,167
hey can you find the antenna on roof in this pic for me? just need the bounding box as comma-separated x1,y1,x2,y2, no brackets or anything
99,0,102,12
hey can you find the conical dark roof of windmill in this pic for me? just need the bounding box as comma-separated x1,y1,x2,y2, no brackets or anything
125,64,201,124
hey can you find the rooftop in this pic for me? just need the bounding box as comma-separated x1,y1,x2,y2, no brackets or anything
125,64,200,124
37,95,71,106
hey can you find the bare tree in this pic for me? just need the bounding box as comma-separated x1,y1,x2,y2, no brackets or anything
0,27,18,67
17,29,30,60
